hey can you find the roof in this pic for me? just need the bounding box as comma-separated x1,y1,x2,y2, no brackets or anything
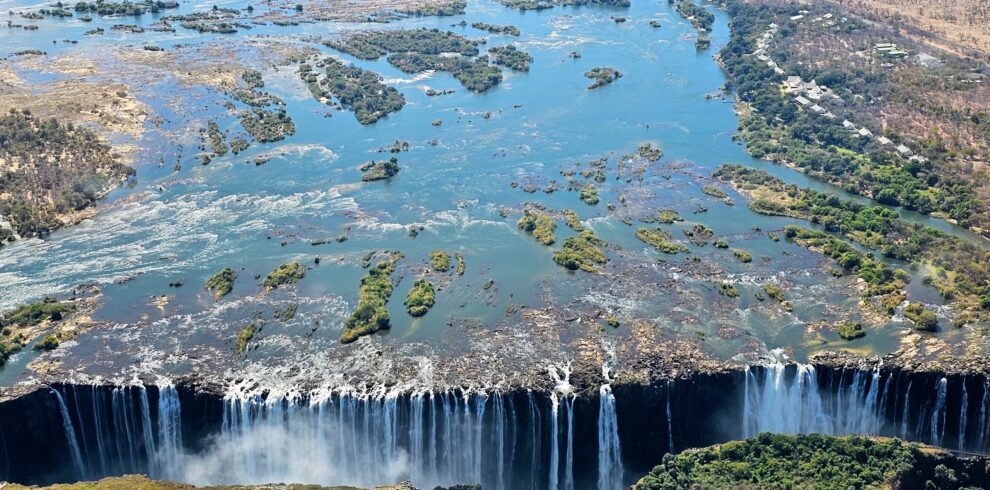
896,144,912,154
858,128,873,137
876,136,892,145
795,95,811,105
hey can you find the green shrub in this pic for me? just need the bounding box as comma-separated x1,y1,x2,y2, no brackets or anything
733,249,752,263
205,267,236,299
341,255,402,343
263,262,305,290
837,322,866,340
430,251,451,272
34,333,59,351
636,228,689,254
404,279,436,317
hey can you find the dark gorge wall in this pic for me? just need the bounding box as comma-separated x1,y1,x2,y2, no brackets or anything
0,365,987,489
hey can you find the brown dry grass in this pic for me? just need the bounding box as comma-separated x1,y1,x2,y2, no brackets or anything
823,0,990,55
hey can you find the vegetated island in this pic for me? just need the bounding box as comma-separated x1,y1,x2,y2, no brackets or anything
471,22,520,36
324,29,505,93
262,261,306,290
715,164,990,320
0,109,134,244
299,56,405,124
585,67,622,89
634,433,989,489
341,252,403,344
360,157,400,181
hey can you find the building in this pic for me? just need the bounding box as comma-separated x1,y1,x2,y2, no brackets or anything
857,127,873,138
896,144,913,156
876,136,892,145
842,120,856,130
795,95,811,106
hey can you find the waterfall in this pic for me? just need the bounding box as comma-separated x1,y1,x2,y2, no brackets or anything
930,378,947,447
959,382,968,451
597,366,623,490
666,381,675,452
548,391,559,490
900,380,912,440
527,391,542,490
562,396,574,490
51,388,86,480
746,362,834,434
980,381,990,452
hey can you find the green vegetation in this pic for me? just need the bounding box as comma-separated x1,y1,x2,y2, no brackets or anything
341,254,402,343
717,164,990,308
488,45,532,71
241,69,264,90
713,239,728,248
206,120,227,156
455,253,466,275
763,284,786,302
388,53,503,93
34,333,59,351
430,251,451,272
235,322,258,353
325,29,479,60
674,0,714,33
837,321,866,340
518,210,556,246
606,315,620,328
701,185,732,205
1,298,72,328
732,249,752,263
0,110,133,239
786,225,906,296
564,210,584,231
636,228,689,254
641,210,682,225
301,57,405,124
404,279,436,317
496,0,628,11
904,302,938,331
74,0,179,16
585,67,622,89
553,230,607,272
682,223,713,245
360,158,400,181
263,261,305,290
471,22,520,36
719,283,740,298
274,303,298,321
633,433,975,490
205,267,236,300
399,0,466,16
579,187,599,205
238,108,295,143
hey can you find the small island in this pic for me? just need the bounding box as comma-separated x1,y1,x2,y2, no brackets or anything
585,67,622,89
263,261,306,290
360,157,400,181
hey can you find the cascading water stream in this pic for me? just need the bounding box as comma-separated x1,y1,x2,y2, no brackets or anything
597,365,623,490
51,388,86,480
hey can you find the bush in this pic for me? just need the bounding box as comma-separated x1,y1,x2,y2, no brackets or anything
34,333,59,351
430,251,451,272
837,321,866,340
263,262,305,290
205,267,236,299
404,279,436,317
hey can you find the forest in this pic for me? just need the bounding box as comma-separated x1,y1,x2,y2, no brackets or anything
0,110,133,240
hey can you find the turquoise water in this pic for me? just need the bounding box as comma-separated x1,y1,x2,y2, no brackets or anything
0,0,980,382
